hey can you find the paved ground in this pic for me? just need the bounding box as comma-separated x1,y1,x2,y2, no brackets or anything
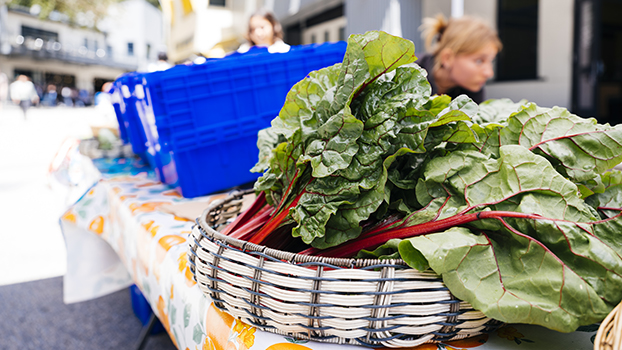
0,103,176,349
0,104,106,286
0,276,176,350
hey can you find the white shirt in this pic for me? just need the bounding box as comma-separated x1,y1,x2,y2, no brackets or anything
147,60,173,72
9,80,38,102
237,39,290,54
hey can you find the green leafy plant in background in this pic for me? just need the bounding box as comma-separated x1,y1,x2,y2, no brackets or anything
224,30,622,333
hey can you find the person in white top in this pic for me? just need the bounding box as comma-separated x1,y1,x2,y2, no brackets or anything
0,70,8,113
148,52,173,72
9,75,39,119
237,9,290,54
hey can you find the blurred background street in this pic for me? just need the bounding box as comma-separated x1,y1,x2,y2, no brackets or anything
0,0,621,349
0,105,97,286
0,105,175,350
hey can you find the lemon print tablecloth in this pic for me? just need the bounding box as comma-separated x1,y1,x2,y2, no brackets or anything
60,171,598,350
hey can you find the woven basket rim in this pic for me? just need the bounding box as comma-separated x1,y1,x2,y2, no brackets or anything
594,301,622,350
190,189,503,348
197,188,409,268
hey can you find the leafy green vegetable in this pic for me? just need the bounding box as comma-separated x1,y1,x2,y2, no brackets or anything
499,103,622,182
238,30,622,333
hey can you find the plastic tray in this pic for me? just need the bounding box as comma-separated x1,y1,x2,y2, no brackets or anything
142,42,347,197
112,73,150,156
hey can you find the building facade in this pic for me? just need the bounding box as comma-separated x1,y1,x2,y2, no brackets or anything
159,0,250,62
271,0,620,124
158,0,620,123
0,0,164,103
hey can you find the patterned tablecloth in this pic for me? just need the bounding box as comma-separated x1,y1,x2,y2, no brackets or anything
59,163,600,350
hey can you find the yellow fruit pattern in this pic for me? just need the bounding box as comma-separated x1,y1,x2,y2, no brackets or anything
375,334,488,350
88,215,104,235
265,344,313,350
119,194,138,201
156,295,177,348
129,201,170,215
232,319,256,349
153,235,187,281
163,189,182,197
62,210,77,224
136,181,163,188
177,252,196,287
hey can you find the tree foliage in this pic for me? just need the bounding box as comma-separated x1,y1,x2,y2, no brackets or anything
7,0,160,26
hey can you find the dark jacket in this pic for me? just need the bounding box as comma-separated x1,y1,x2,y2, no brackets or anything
416,54,485,104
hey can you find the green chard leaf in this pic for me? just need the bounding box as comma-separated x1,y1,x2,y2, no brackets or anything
585,170,622,219
245,30,622,334
418,145,597,222
356,238,402,260
473,98,529,124
398,225,617,333
253,129,305,206
304,64,434,248
393,146,622,332
251,127,283,174
500,103,622,182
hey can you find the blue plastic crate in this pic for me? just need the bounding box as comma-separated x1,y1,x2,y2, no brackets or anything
129,284,164,334
141,42,347,198
113,73,150,157
109,85,130,144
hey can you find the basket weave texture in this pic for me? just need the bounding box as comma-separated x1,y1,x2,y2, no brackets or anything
594,301,622,350
188,190,502,348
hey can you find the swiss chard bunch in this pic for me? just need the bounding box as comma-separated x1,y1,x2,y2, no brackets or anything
229,31,622,333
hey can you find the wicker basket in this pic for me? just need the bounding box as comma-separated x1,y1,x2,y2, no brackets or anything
188,189,502,348
594,302,622,350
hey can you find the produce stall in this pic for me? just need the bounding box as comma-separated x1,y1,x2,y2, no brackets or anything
59,171,598,349
61,31,621,349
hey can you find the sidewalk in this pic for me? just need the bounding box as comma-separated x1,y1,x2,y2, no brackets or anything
0,105,111,286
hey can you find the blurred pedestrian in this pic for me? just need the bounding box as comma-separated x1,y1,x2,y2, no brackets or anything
417,14,502,103
61,86,73,106
237,9,290,54
9,74,39,119
94,81,117,125
42,84,58,107
94,82,113,106
0,70,8,112
148,52,172,72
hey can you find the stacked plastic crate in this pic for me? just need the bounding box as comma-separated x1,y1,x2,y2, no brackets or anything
111,73,151,159
130,42,347,198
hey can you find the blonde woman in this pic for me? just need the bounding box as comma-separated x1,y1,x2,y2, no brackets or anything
237,9,290,54
416,14,502,103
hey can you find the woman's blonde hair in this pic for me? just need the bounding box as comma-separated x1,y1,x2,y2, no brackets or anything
420,14,502,69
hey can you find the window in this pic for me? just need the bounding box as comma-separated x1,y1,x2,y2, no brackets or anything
311,34,316,43
338,27,345,41
208,0,226,7
496,0,539,81
324,31,330,42
21,26,58,42
285,24,302,46
84,38,89,49
305,5,343,28
146,43,151,59
127,42,134,56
